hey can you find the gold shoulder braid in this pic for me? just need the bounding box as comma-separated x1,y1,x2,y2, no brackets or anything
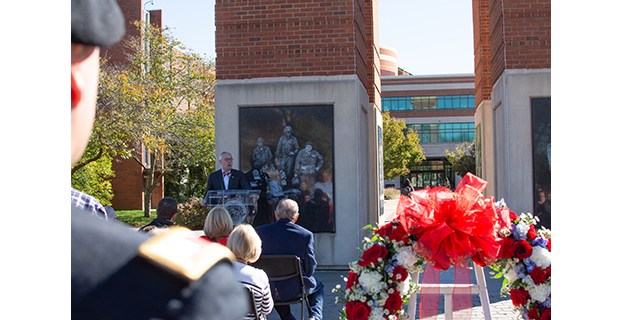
138,226,235,282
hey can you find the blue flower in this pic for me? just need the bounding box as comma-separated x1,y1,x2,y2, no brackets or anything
523,258,536,273
531,237,548,248
515,263,527,278
542,298,551,308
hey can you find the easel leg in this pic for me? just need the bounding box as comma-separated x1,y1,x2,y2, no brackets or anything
407,271,419,317
474,265,492,320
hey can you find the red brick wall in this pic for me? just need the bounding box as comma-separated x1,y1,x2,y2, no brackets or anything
111,157,163,210
488,0,551,85
149,9,162,29
215,0,360,81
111,158,144,210
472,0,492,107
365,0,381,105
102,0,142,65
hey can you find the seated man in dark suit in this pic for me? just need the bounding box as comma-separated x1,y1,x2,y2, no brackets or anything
202,151,251,206
255,199,324,320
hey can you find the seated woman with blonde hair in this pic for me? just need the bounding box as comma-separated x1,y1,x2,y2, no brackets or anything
227,224,274,320
199,206,233,245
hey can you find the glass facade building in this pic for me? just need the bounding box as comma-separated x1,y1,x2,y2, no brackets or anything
381,91,476,190
407,122,475,144
382,94,475,111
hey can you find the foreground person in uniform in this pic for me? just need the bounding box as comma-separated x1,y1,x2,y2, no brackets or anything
70,0,248,318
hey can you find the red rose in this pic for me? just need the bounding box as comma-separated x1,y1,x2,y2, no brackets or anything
546,238,551,251
527,305,540,320
509,288,530,307
345,301,371,320
544,266,551,278
509,210,518,221
359,244,389,267
377,220,408,242
346,270,358,290
529,267,549,285
539,308,551,320
391,265,408,282
526,225,537,241
499,237,516,259
513,240,533,259
384,290,403,313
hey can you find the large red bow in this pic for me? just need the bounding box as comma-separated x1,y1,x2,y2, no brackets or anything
397,173,506,270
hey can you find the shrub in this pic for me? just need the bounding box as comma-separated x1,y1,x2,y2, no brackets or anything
175,197,209,231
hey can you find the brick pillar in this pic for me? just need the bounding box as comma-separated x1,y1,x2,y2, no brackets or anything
472,0,492,108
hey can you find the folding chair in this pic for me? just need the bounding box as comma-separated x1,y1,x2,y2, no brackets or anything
243,285,260,320
251,255,307,319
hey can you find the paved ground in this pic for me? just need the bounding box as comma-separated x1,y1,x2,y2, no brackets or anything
266,198,519,320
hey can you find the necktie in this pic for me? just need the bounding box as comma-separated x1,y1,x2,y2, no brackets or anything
223,171,231,177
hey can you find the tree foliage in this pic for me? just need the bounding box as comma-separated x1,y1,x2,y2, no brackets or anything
445,141,476,177
382,112,425,179
93,22,216,217
71,154,115,206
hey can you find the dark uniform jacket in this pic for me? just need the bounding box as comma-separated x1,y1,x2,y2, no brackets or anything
72,206,248,320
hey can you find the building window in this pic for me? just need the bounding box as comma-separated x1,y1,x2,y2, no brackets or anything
408,122,475,143
408,159,453,189
382,95,475,111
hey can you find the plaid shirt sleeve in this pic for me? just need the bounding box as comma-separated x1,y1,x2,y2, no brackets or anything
71,188,108,220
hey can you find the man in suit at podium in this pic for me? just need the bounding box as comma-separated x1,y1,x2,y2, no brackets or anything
202,152,251,206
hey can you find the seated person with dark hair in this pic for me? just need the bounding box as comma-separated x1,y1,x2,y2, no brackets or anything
138,197,178,232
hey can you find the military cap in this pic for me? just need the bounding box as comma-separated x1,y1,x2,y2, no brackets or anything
71,0,125,47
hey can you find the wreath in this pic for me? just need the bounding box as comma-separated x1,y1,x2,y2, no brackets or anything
334,173,551,320
489,200,551,320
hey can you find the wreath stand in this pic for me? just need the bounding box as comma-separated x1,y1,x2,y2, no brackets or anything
407,262,492,320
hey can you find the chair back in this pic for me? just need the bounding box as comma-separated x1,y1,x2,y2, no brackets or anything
243,285,260,320
250,255,306,319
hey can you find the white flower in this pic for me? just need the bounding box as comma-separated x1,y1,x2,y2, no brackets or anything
395,246,418,270
530,246,551,268
504,266,519,284
515,221,530,239
397,273,412,295
359,270,384,294
369,307,386,320
528,283,551,302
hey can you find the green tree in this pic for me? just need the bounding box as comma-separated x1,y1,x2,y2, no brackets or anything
382,112,425,179
95,22,216,217
71,154,115,206
445,141,476,177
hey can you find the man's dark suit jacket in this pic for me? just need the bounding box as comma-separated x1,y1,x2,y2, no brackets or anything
255,219,318,300
206,169,251,191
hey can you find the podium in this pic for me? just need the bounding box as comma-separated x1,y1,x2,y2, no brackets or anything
202,189,261,225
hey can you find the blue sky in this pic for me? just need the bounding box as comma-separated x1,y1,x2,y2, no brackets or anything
150,0,475,75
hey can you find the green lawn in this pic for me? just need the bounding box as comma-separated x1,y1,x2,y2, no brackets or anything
116,210,156,228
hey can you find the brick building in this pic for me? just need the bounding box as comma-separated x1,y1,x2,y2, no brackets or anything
473,0,551,225
103,0,164,210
